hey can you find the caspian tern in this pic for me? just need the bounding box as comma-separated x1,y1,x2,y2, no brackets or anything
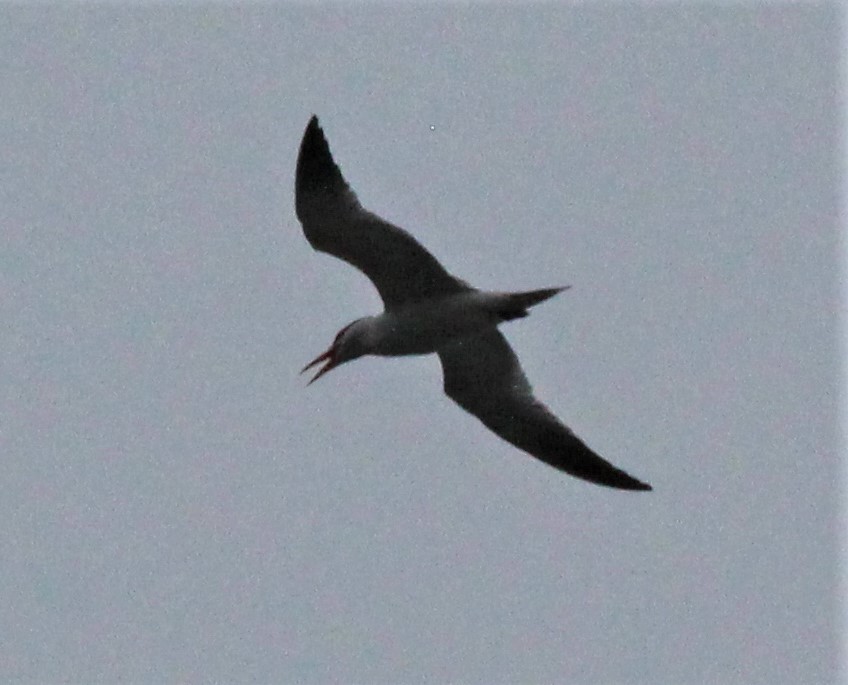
295,116,652,491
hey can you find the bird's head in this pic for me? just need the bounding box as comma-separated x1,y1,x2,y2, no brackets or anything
301,318,371,385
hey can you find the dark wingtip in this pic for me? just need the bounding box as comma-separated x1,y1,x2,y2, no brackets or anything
297,116,331,173
606,473,652,491
296,115,353,222
573,454,652,492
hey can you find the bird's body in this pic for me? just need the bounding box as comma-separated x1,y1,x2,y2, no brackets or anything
352,288,565,357
295,116,652,492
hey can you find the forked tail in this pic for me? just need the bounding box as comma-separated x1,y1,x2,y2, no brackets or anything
496,286,570,321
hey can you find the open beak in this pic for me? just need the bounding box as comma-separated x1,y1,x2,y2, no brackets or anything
300,346,337,385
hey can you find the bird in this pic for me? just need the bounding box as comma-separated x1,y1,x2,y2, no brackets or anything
295,116,652,491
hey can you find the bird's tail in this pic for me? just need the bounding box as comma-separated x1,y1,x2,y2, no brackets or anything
496,286,570,321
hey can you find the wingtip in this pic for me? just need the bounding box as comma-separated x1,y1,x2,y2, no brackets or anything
612,472,652,491
300,115,327,151
296,114,351,214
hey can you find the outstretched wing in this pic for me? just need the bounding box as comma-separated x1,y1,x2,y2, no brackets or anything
295,116,469,309
438,330,652,491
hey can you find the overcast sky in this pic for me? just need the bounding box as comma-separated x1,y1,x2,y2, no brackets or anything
1,5,841,684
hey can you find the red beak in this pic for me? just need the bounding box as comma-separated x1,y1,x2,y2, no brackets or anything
300,346,337,385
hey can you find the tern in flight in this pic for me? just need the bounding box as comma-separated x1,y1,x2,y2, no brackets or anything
295,116,651,491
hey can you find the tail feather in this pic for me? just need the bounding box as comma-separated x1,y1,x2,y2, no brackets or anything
497,286,569,321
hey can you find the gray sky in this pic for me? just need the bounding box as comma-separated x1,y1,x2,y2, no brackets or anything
1,5,841,684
